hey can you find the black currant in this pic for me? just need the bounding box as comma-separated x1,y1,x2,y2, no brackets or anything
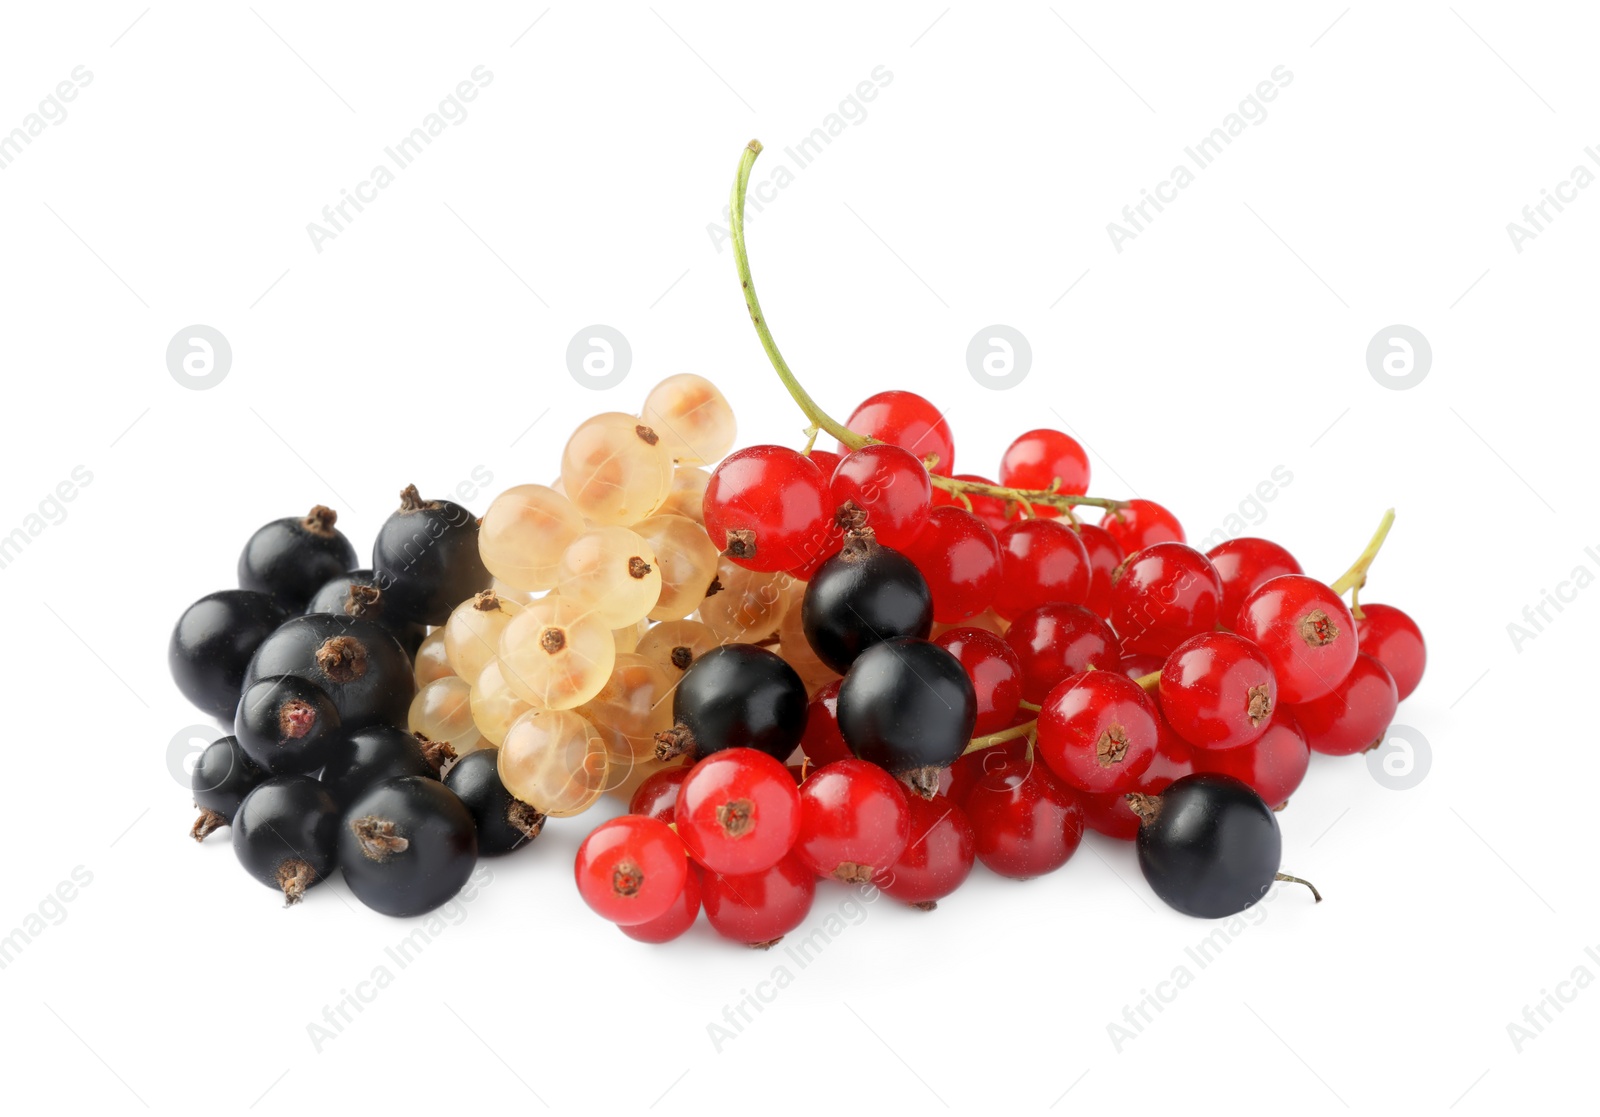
306,569,426,657
320,725,438,808
232,775,341,905
243,613,416,731
190,735,267,841
444,748,544,856
234,674,343,775
801,534,932,674
370,485,490,626
169,590,288,720
654,643,808,764
836,637,975,798
339,776,479,917
1128,773,1321,918
238,505,358,612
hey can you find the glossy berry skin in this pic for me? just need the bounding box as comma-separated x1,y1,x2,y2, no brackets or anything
1037,671,1159,795
829,444,933,550
840,391,955,476
575,815,688,926
993,520,1091,620
675,749,802,875
794,760,912,882
1080,726,1194,841
306,569,426,657
232,776,340,905
965,756,1084,880
942,739,1027,807
703,446,832,574
701,852,816,946
803,449,842,480
836,638,977,790
1206,538,1303,631
1290,652,1398,756
238,506,357,613
875,793,975,907
1132,773,1282,918
244,613,417,731
371,486,491,626
932,474,1019,534
1099,499,1184,553
234,675,342,775
665,644,808,763
1110,543,1223,658
444,747,543,855
801,539,932,673
1355,604,1426,700
933,628,1023,736
1076,524,1124,618
319,725,434,808
900,507,1001,623
339,776,479,918
1236,575,1357,704
628,764,692,824
1158,632,1277,752
620,867,701,944
190,736,267,839
1192,707,1309,810
999,429,1090,501
1003,603,1120,705
169,590,289,720
797,680,852,767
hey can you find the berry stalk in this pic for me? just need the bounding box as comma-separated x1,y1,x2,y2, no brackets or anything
1330,508,1395,597
962,718,1038,756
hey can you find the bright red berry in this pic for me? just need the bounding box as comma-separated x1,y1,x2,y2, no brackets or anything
1354,603,1426,700
794,759,912,882
573,815,688,926
901,506,1001,622
700,852,816,947
628,764,692,824
675,748,801,874
1235,574,1357,704
1036,671,1159,794
1207,537,1303,630
797,679,852,767
932,474,1019,534
1110,542,1223,657
1290,652,1398,756
1099,499,1184,552
703,446,832,574
933,627,1023,736
1079,723,1194,840
965,754,1084,879
1003,603,1120,705
840,391,955,476
1191,706,1310,810
993,519,1091,620
829,444,933,550
619,866,702,944
875,792,976,908
1157,632,1278,751
1076,523,1124,618
803,449,842,479
999,429,1091,501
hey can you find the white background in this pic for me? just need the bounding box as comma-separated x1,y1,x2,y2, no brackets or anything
0,3,1590,1112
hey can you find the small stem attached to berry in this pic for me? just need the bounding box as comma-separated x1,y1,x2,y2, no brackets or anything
1134,670,1160,693
1330,509,1395,597
927,474,1126,515
962,718,1038,755
1274,871,1323,902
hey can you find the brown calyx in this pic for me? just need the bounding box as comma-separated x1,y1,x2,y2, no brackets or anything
911,900,938,912
277,859,316,906
1299,608,1339,647
415,733,457,777
832,862,876,884
507,801,545,841
350,816,409,862
628,556,653,579
838,524,879,562
397,484,436,513
834,500,869,533
612,860,644,897
345,583,381,618
899,766,941,801
704,576,723,598
1096,725,1131,767
723,529,757,560
279,699,319,740
1125,792,1161,826
636,424,660,446
190,807,226,842
746,937,783,950
472,590,502,613
717,798,755,838
315,635,368,683
1246,684,1272,726
669,646,694,671
654,724,695,761
539,627,567,654
302,505,339,536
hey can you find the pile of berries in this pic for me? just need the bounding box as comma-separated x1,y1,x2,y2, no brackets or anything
168,139,1427,943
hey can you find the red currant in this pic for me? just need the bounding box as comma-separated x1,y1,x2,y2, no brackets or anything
573,815,688,926
675,748,801,874
1120,653,1165,679
704,446,832,574
1079,723,1194,840
941,738,1027,804
700,852,816,947
993,519,1090,620
1076,523,1124,618
1191,706,1309,810
1236,574,1357,704
793,759,912,882
901,506,1001,622
998,429,1090,501
875,792,976,908
802,448,842,479
932,474,1019,534
1355,603,1426,700
1099,499,1184,552
1289,652,1398,756
628,764,692,824
840,390,955,476
1110,542,1223,657
1003,603,1120,705
1206,537,1303,630
933,627,1023,736
965,754,1084,879
1157,631,1277,751
619,865,702,944
797,679,852,767
1037,671,1159,794
829,444,932,550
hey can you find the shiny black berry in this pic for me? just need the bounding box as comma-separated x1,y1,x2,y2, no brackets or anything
319,725,438,808
232,775,340,905
340,776,479,917
238,505,358,612
801,534,932,674
655,643,808,764
836,637,976,798
306,569,426,657
444,748,544,856
190,735,267,841
243,613,416,730
235,674,342,775
169,590,288,720
371,485,490,626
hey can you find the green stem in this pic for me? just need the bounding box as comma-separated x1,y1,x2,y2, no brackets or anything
962,718,1037,756
1134,670,1160,693
1330,509,1395,597
929,474,1126,515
